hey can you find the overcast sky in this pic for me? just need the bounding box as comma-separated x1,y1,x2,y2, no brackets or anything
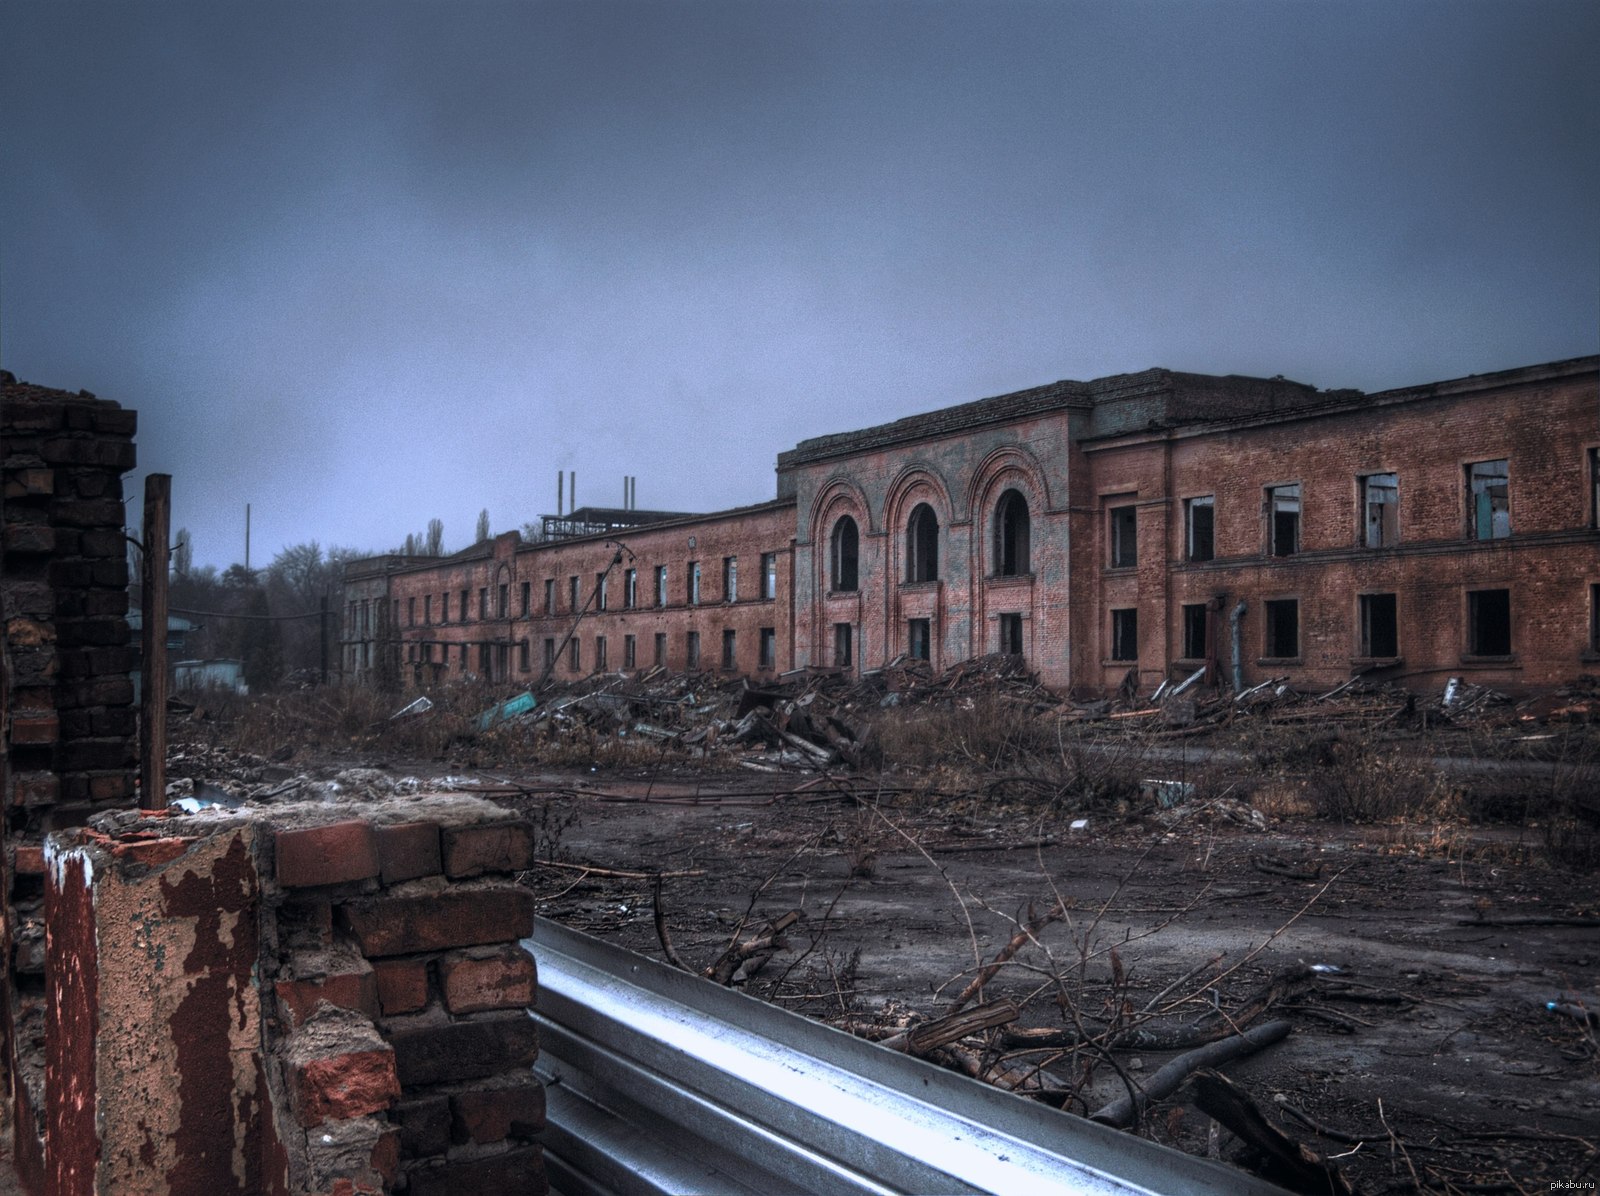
4,1,1596,571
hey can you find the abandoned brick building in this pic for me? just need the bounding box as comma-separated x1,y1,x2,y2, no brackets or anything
345,355,1599,696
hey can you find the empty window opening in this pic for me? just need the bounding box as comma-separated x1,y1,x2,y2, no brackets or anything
723,556,737,601
1467,460,1510,540
759,627,776,669
906,503,939,582
688,561,701,605
654,632,667,666
596,573,607,611
479,588,489,619
999,612,1024,656
1110,609,1137,662
686,631,701,669
480,642,492,676
595,635,607,670
1109,503,1138,568
1360,474,1399,548
459,643,467,671
624,569,637,608
518,639,530,672
1264,599,1299,658
568,576,579,612
408,597,416,626
833,622,853,668
423,595,432,625
440,592,450,623
1268,485,1301,556
565,638,579,671
1186,497,1214,562
994,490,1031,576
544,579,554,613
1182,603,1208,660
1360,593,1398,658
1467,589,1512,656
1591,584,1600,653
761,552,778,600
721,629,737,670
655,566,668,607
519,582,530,618
908,618,931,661
498,584,508,618
459,590,469,621
831,517,859,592
624,634,636,669
1591,449,1599,529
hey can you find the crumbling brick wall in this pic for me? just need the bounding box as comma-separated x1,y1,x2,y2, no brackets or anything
1,373,138,1190
42,797,547,1196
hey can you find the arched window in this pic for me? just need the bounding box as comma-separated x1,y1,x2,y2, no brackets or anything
906,503,939,582
994,489,1031,576
830,516,859,592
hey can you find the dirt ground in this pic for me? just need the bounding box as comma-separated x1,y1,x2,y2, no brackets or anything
494,770,1599,1196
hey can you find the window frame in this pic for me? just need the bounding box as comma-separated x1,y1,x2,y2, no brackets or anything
830,517,860,592
1108,502,1138,569
1263,597,1300,659
906,503,939,583
1109,608,1137,662
1184,496,1215,563
1266,484,1301,557
1466,459,1511,541
1465,587,1513,657
1358,592,1399,659
1360,473,1399,549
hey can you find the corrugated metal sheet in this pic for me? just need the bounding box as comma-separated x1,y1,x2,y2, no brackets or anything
527,918,1285,1196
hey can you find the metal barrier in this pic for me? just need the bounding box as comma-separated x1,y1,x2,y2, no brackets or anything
527,918,1284,1195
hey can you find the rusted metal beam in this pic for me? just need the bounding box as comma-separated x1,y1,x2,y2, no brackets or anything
139,473,171,811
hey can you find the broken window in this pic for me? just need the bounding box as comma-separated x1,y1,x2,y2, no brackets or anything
408,597,416,626
477,588,487,619
1467,588,1512,656
624,634,636,669
762,552,778,600
1267,485,1300,556
1182,603,1208,660
423,595,432,625
721,629,736,670
624,569,637,608
723,556,737,602
568,576,579,612
480,642,492,676
1361,473,1399,548
460,589,469,621
759,627,776,669
520,582,530,618
498,584,508,618
1185,497,1214,562
569,638,580,671
543,638,555,672
686,631,701,669
544,579,554,614
655,566,668,608
595,636,607,670
518,639,530,672
994,490,1031,576
833,622,853,668
909,618,931,661
1264,598,1299,658
596,573,607,611
1110,609,1137,662
1359,593,1398,658
1467,460,1510,540
999,612,1024,656
831,517,859,592
1109,503,1137,568
688,561,701,605
906,503,939,582
654,632,667,666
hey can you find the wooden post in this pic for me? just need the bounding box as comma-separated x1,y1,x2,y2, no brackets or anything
139,474,171,810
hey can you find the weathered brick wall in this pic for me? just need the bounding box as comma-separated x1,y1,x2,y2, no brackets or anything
39,796,547,1196
1,374,138,1191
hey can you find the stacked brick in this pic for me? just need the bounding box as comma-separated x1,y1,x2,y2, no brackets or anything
270,809,546,1195
1,375,138,829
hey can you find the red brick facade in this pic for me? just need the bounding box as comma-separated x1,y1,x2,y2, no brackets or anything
346,357,1598,695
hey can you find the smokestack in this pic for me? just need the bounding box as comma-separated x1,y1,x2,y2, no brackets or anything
557,471,564,517
570,472,576,514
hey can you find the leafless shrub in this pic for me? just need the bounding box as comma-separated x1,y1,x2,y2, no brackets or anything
1306,739,1451,823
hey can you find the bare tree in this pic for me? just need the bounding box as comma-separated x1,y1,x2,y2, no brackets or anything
475,508,490,543
425,517,444,556
173,527,192,577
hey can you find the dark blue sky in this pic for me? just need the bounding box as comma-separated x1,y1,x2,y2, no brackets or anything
4,1,1596,569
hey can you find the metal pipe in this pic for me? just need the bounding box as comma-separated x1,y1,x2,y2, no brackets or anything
1229,600,1247,693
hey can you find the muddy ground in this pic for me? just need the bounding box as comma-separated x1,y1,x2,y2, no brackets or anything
493,771,1599,1196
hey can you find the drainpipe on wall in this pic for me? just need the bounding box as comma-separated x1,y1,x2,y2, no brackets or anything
1229,600,1248,693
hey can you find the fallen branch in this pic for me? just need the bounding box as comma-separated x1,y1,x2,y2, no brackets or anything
1251,854,1323,881
1187,1069,1356,1195
705,910,802,985
531,860,707,880
652,875,691,973
881,999,1019,1055
1089,1019,1293,1128
948,901,1066,1013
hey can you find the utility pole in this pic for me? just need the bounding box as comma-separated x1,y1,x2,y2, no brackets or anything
139,474,171,811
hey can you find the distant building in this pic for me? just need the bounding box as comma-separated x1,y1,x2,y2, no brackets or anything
344,356,1599,694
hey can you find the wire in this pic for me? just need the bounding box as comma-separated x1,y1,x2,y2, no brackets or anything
164,605,326,623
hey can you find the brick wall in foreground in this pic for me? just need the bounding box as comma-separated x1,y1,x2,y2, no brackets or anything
41,795,547,1196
